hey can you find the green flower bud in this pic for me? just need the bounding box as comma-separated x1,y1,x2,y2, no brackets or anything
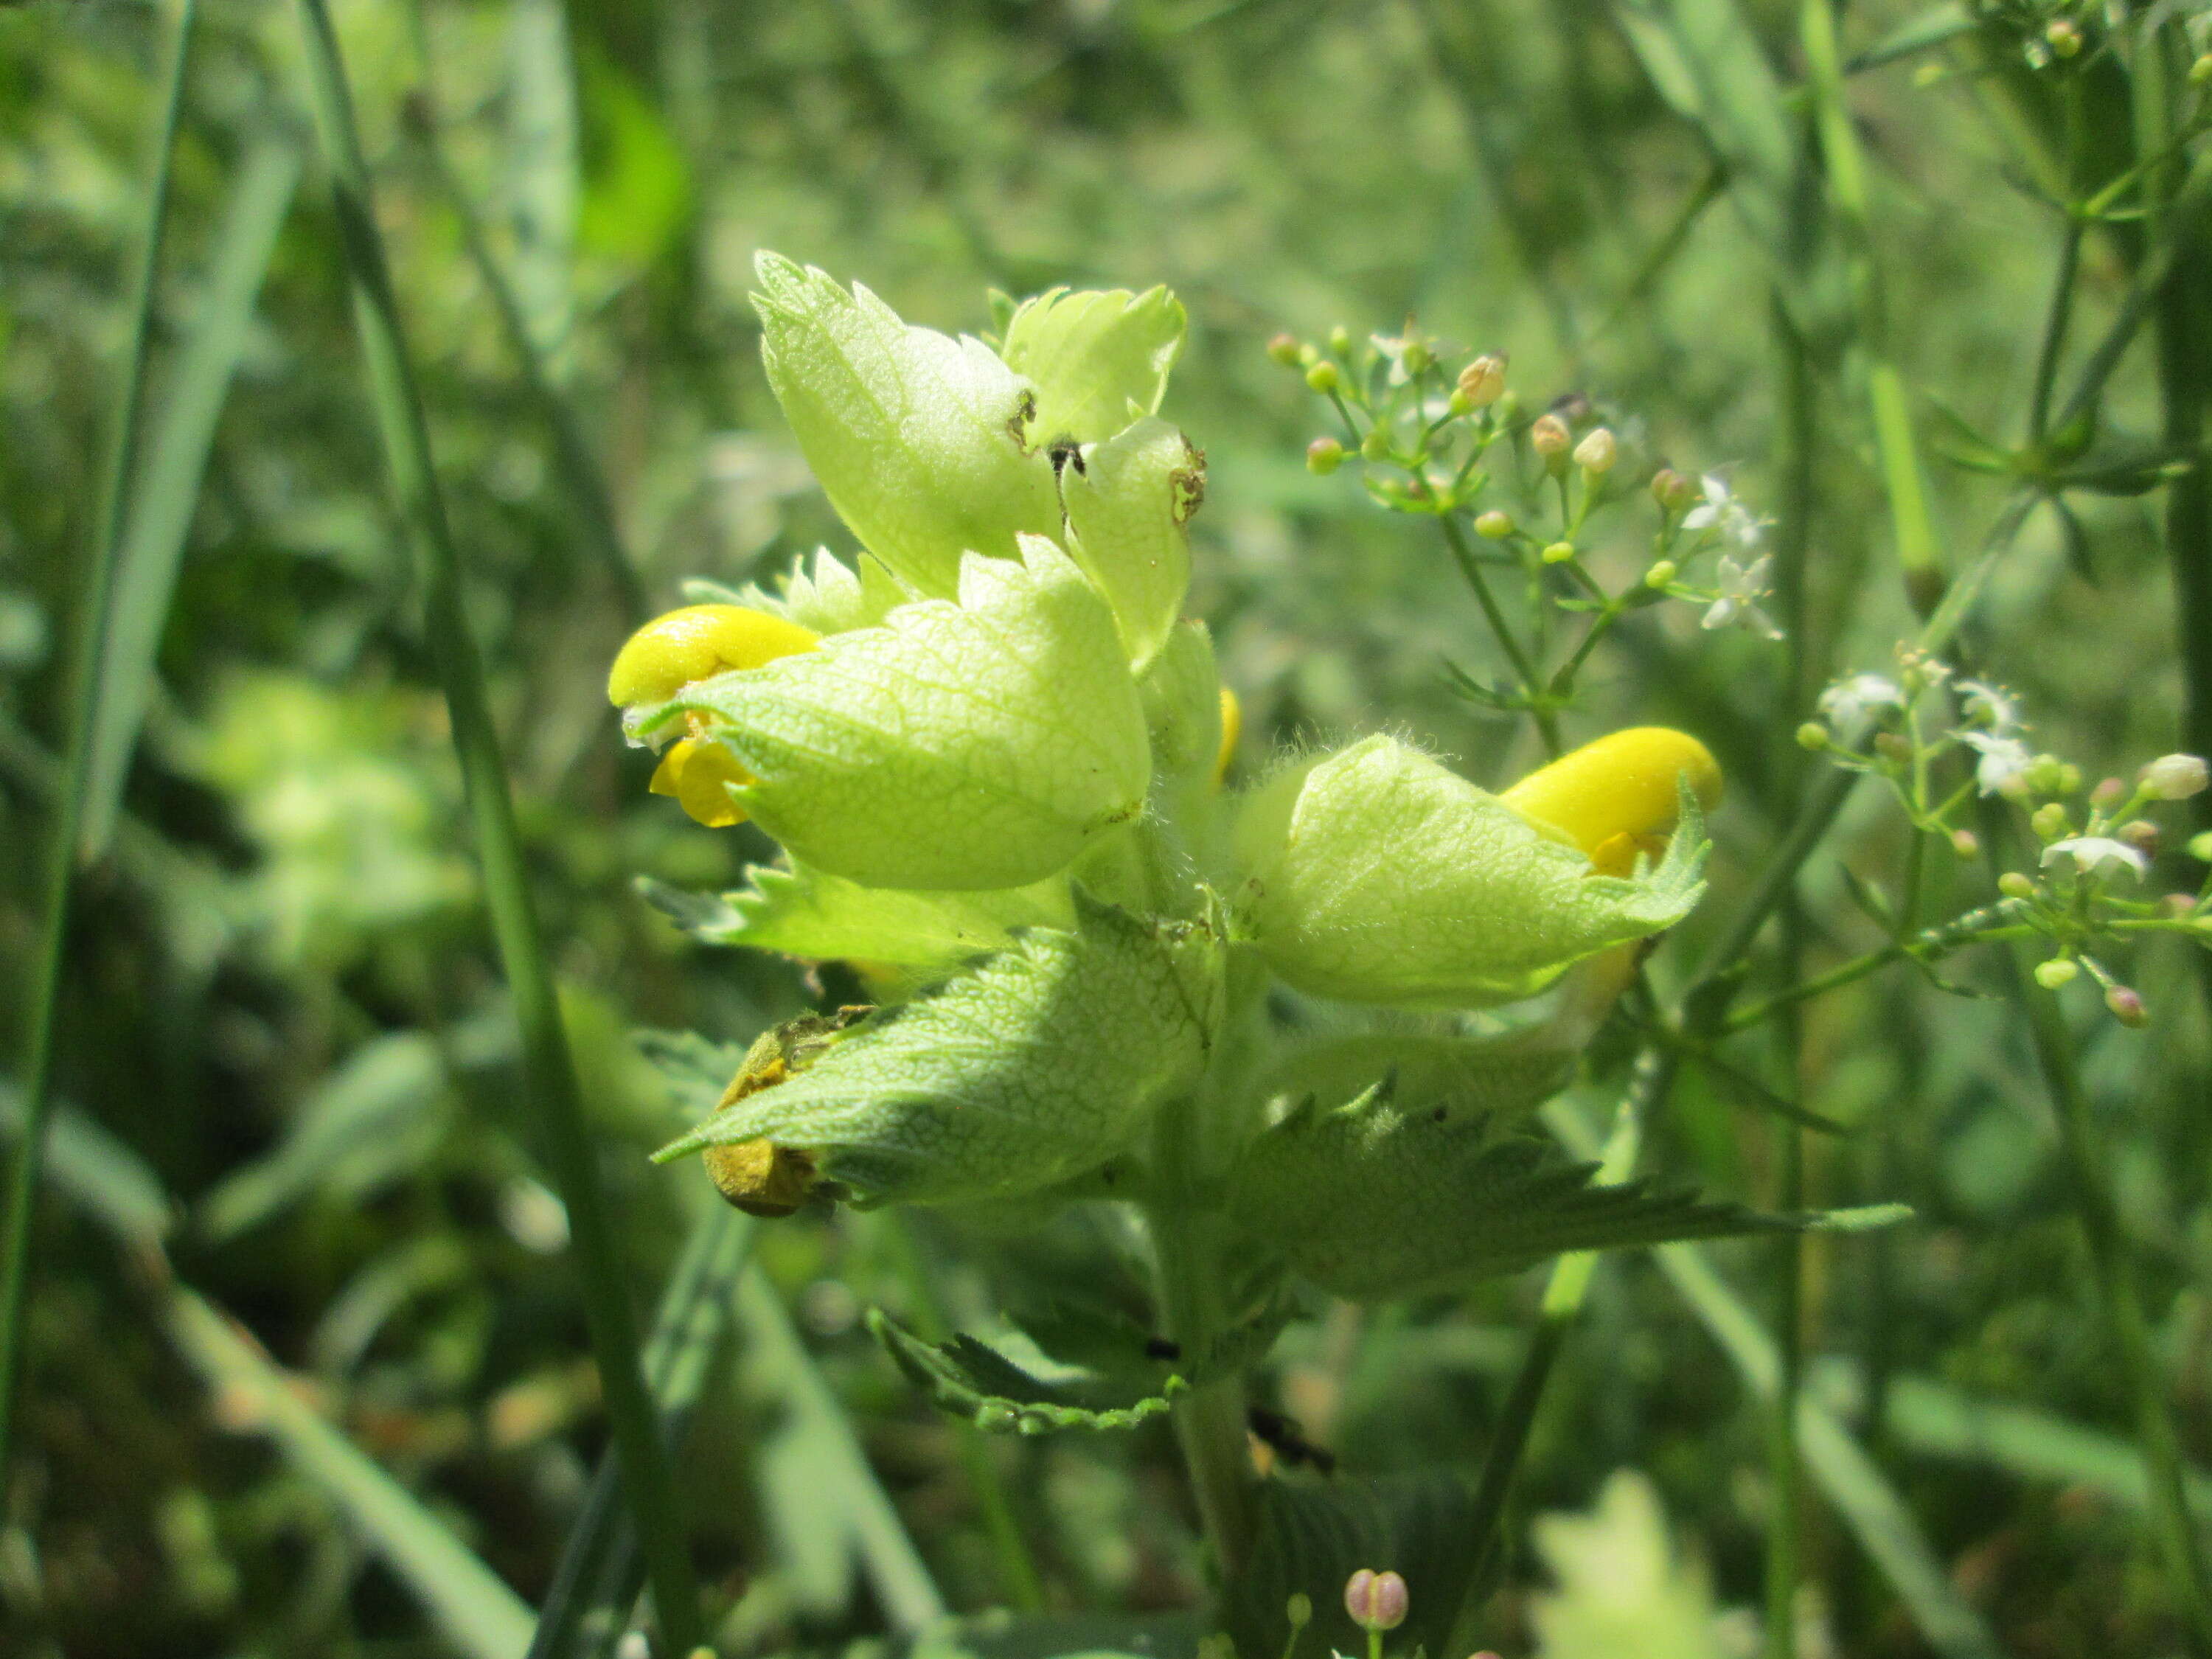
1652,467,1691,511
1234,734,1708,1009
1305,361,1340,393
1329,324,1353,355
1796,722,1830,751
2034,957,2079,990
2191,830,2212,863
1360,426,1392,462
1541,540,1576,565
655,537,1150,890
1645,559,1677,588
1308,436,1346,474
752,255,1061,597
2031,801,2070,842
2045,18,2081,57
1998,872,2037,900
1475,509,1515,539
1267,332,1301,366
1950,827,1980,858
1573,425,1618,474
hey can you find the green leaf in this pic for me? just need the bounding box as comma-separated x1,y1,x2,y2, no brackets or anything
1225,1085,1814,1301
753,253,1062,596
1529,1471,1730,1659
653,893,1222,1205
1000,285,1186,444
1234,736,1706,1009
1221,1474,1478,1659
1058,416,1203,668
1245,1029,1574,1121
639,862,1074,975
727,546,916,636
869,1308,1184,1433
655,536,1152,891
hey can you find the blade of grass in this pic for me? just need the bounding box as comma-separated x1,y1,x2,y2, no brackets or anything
1545,1099,2009,1659
289,5,700,1648
734,1262,949,1635
530,1203,757,1659
0,0,197,1479
165,1287,536,1659
80,125,303,857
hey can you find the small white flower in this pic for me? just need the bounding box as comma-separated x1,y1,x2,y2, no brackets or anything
1817,673,1905,731
1961,729,2033,796
2041,836,2151,880
1955,678,2023,735
1681,473,1773,550
2141,753,2209,800
1701,554,1784,641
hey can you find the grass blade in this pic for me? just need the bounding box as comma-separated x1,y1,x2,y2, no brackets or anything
0,0,198,1479
164,1287,536,1659
80,126,303,857
530,1203,756,1659
289,4,701,1646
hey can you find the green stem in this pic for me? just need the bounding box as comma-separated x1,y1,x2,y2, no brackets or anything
0,0,196,1478
2028,218,2084,447
291,4,700,1649
1150,1199,1255,1584
1438,514,1564,757
2016,967,2212,1652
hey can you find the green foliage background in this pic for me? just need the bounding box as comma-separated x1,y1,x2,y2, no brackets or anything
2,0,2210,1655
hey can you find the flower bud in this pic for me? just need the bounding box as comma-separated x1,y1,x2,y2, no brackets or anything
1329,324,1353,355
2193,51,2212,86
1361,427,1392,462
1541,540,1576,566
1448,387,1476,417
2106,984,2148,1027
1286,1592,1314,1630
2142,753,2209,800
2120,818,2160,855
1344,1568,1408,1633
1458,353,1507,406
2090,776,2127,810
2045,18,2081,58
1998,872,2037,900
1307,437,1346,475
1474,509,1515,540
1402,339,1433,375
1267,333,1302,366
2163,892,2197,919
1500,726,1722,877
2025,754,2068,796
1298,343,1321,367
2056,762,2083,795
1796,722,1830,752
2031,802,2070,842
1874,732,1912,766
2034,957,2079,990
1950,827,1980,858
1305,361,1340,394
608,605,821,708
1573,426,1618,474
1531,412,1571,465
1651,467,1692,511
1645,559,1677,588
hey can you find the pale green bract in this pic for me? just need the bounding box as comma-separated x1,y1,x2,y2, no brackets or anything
653,895,1222,1206
1059,416,1202,668
1000,284,1186,444
726,546,911,636
1234,735,1707,1009
753,253,1062,597
648,535,1151,891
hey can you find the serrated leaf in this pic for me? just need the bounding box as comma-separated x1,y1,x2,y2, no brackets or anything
1225,1088,1806,1301
653,536,1151,891
640,863,1073,976
1059,417,1202,667
1235,736,1706,1009
1000,285,1186,444
1221,1475,1478,1659
653,894,1221,1205
1246,1030,1573,1121
869,1310,1183,1433
726,546,915,636
753,254,1062,597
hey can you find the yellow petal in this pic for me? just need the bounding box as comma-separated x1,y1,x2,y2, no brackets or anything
1500,727,1722,867
1214,685,1242,785
607,603,819,706
672,740,754,827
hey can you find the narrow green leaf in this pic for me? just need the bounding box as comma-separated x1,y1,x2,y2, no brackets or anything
81,129,301,857
165,1289,534,1659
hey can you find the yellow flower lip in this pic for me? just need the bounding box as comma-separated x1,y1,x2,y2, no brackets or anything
1500,726,1722,877
606,604,820,707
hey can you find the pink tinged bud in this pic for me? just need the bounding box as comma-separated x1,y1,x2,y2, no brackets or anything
2106,984,2148,1028
1267,334,1301,366
1950,828,1980,859
2120,819,2160,855
1345,1568,1409,1632
1531,414,1571,459
2091,776,2127,810
2163,893,2197,919
2143,753,2210,800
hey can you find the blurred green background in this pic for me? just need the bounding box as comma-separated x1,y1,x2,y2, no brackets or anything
4,0,2210,1655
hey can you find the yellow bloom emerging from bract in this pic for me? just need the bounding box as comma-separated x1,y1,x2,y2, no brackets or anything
1500,726,1723,876
1215,685,1242,785
610,604,820,827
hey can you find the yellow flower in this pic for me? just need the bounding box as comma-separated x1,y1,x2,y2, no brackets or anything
609,605,819,827
1214,685,1242,785
1500,726,1722,877
606,604,819,706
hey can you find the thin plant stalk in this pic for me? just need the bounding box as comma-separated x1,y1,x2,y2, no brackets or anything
0,0,197,1478
290,4,700,1648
